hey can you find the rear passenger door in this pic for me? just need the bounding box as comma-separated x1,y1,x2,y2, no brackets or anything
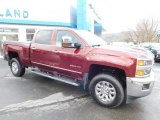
30,30,55,71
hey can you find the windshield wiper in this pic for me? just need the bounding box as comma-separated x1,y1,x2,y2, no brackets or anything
92,44,101,47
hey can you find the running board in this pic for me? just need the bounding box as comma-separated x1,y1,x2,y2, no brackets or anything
30,70,80,87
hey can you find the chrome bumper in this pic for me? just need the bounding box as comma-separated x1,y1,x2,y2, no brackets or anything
127,71,155,100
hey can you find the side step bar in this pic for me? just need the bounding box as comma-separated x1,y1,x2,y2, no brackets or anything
31,70,80,87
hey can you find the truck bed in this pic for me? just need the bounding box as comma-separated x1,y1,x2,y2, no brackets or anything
3,41,31,66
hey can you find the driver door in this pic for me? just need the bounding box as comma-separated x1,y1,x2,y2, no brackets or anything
53,30,86,80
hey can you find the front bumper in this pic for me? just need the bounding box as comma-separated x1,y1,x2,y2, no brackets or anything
126,71,155,100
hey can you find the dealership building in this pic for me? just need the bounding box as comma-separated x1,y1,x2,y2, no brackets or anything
0,0,102,51
0,0,103,55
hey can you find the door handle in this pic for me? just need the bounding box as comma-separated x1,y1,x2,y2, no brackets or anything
31,47,37,50
51,50,60,53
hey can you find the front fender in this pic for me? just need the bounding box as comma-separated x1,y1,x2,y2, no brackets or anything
85,54,137,77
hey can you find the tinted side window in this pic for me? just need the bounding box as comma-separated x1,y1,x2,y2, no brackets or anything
56,31,80,47
35,30,53,45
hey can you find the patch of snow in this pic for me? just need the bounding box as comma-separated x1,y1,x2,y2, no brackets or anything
0,92,75,112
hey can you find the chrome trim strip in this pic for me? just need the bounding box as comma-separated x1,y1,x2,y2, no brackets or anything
31,61,82,74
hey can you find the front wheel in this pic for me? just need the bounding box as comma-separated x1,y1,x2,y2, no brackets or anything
89,74,124,108
10,58,25,77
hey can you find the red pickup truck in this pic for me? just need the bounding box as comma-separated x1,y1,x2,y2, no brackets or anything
3,28,155,108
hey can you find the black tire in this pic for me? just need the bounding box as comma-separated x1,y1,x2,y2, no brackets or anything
89,73,124,108
10,58,25,77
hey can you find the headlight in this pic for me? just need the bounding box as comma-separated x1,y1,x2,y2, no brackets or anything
136,58,153,77
137,60,145,66
137,60,153,66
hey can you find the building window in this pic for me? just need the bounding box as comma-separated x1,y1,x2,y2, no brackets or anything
0,28,19,56
0,28,19,41
0,28,18,33
26,29,36,41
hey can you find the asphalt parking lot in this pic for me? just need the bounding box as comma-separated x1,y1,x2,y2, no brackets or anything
0,59,160,120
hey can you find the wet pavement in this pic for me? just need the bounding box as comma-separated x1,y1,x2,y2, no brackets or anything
0,59,160,120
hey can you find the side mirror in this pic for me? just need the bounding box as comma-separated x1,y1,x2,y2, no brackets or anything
61,36,81,49
74,43,81,49
62,36,73,48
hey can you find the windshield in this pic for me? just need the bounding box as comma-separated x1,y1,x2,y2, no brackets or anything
75,30,107,46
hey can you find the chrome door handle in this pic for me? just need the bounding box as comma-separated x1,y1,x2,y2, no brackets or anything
31,47,37,50
51,50,59,53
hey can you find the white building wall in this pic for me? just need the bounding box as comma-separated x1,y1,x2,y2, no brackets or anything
0,0,77,44
18,27,26,42
0,0,73,24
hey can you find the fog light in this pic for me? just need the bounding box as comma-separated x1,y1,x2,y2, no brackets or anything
136,70,144,76
142,84,150,90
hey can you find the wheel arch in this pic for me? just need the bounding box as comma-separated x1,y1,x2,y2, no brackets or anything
8,51,19,65
86,64,127,90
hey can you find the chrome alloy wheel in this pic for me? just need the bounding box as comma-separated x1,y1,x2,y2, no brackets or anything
11,62,19,74
95,81,116,103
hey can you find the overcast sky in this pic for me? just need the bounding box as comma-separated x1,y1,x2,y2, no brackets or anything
92,0,160,33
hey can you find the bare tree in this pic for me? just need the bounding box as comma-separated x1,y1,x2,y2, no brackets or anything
122,31,135,43
127,19,159,44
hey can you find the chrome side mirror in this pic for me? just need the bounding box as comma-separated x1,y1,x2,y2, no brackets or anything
62,36,73,48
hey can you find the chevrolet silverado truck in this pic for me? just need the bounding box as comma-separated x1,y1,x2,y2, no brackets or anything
3,28,155,108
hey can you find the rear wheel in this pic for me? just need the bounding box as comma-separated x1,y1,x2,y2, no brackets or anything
10,58,25,77
89,74,124,108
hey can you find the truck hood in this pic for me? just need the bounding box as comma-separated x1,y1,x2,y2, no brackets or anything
91,45,154,60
